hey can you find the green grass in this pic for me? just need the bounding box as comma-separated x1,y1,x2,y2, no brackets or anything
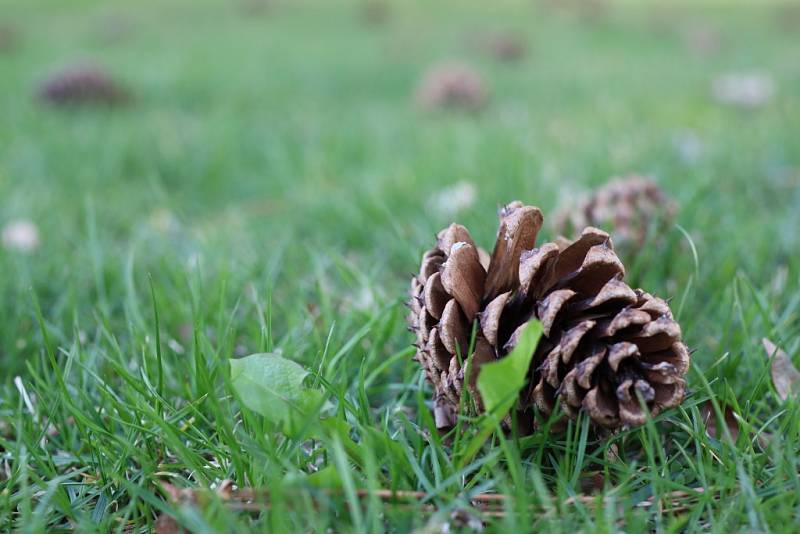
2,0,800,531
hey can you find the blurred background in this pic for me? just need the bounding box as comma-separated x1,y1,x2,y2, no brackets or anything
1,0,799,372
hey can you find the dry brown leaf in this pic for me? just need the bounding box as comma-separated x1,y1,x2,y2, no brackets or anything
699,401,739,442
762,338,800,401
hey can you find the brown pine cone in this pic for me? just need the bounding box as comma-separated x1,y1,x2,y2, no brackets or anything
38,64,129,107
414,63,489,112
552,176,677,252
482,31,526,62
408,202,689,431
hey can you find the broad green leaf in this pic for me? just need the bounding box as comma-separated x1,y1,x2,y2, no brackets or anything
306,465,343,488
283,465,344,490
230,353,320,428
459,320,542,467
477,320,543,417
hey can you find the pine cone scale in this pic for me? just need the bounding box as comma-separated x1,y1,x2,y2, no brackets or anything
439,299,469,355
418,250,445,284
479,291,512,346
556,320,596,365
441,243,485,320
484,205,543,300
423,272,449,320
424,328,447,370
583,387,620,427
608,342,639,371
547,228,614,287
519,244,560,299
537,289,576,337
572,278,637,314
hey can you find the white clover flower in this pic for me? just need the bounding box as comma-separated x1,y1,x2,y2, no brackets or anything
2,219,40,253
427,181,477,217
712,72,775,109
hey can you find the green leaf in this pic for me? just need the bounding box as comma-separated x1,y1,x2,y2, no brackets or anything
306,465,344,488
458,320,542,467
477,320,543,417
230,353,320,429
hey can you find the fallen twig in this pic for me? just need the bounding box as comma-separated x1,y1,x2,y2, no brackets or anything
156,480,709,522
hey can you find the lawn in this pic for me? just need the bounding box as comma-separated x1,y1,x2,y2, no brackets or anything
1,0,800,531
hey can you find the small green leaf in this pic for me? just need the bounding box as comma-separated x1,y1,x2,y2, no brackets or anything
477,320,543,417
230,353,319,428
459,320,542,467
306,465,343,488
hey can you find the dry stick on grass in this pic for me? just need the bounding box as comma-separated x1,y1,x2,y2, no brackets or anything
158,482,708,518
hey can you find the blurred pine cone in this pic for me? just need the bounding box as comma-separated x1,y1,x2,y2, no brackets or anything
552,176,677,252
415,63,488,112
408,202,689,431
0,24,19,53
360,0,391,25
484,31,526,62
38,64,128,106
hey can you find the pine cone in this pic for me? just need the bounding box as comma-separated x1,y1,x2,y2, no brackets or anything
38,64,128,106
552,176,677,252
360,0,391,25
414,63,489,112
0,24,19,53
409,202,689,431
483,31,526,62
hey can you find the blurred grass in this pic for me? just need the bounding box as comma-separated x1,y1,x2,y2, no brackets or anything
1,0,799,531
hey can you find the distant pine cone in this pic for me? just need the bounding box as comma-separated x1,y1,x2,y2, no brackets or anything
711,72,775,110
408,202,689,431
484,32,526,62
0,24,18,53
360,0,391,25
237,0,272,16
537,0,610,23
38,64,128,106
415,63,488,111
552,176,677,251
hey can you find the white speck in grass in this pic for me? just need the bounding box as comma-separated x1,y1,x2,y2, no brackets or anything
673,130,704,164
450,241,468,253
712,72,775,109
186,252,201,270
350,286,376,312
148,208,179,233
771,265,788,295
167,338,185,354
427,181,477,217
14,376,37,422
2,219,40,253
